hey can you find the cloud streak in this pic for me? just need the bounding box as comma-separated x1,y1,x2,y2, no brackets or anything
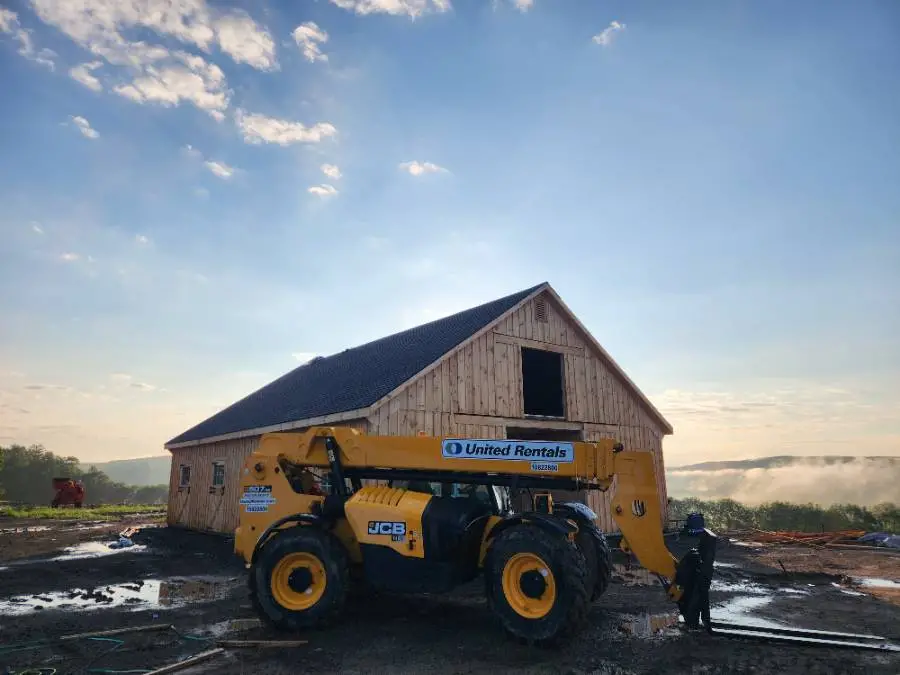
293,22,328,63
592,20,626,47
329,0,452,17
71,116,99,139
399,161,448,176
236,110,337,145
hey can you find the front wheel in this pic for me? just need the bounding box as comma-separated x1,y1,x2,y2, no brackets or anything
250,527,349,631
484,525,590,646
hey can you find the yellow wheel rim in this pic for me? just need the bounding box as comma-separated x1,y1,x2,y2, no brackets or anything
501,552,557,619
270,552,327,611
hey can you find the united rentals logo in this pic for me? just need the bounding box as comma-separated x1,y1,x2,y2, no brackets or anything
440,439,575,463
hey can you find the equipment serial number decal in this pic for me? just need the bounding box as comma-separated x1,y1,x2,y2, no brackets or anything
239,484,277,512
368,521,407,542
531,462,559,473
441,439,575,463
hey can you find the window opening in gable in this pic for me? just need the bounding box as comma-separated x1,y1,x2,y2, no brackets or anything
521,347,565,417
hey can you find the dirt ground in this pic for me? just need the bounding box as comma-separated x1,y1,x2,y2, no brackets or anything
1,520,899,675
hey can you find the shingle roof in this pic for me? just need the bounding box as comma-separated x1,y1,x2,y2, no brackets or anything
166,283,546,446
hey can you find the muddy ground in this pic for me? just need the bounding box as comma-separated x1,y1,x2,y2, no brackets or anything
1,521,899,675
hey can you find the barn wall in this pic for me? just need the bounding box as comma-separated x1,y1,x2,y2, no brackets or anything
369,290,669,532
166,419,369,534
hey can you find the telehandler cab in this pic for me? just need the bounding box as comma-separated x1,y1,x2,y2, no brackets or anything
235,427,716,645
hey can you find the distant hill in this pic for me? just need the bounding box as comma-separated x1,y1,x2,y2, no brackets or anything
81,456,171,486
669,455,898,472
666,455,898,507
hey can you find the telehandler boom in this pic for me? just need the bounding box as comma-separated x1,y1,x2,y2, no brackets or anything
235,426,716,644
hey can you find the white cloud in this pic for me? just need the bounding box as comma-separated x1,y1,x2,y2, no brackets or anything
235,110,337,146
28,0,274,69
321,164,342,179
71,116,99,139
292,352,319,364
1,7,55,69
204,160,235,179
112,52,229,119
292,21,328,63
329,0,451,17
27,0,276,120
399,160,448,176
513,0,534,10
214,10,276,70
31,223,44,235
60,252,80,262
308,184,338,197
592,20,626,47
69,61,103,92
135,234,150,245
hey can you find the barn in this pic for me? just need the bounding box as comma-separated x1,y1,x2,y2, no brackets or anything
164,282,673,534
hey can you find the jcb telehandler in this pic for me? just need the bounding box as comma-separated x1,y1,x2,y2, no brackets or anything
235,427,716,645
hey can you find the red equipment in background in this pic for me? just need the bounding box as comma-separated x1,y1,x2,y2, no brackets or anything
52,477,85,508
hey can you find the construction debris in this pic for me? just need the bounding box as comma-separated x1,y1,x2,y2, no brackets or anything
144,647,225,674
217,639,308,648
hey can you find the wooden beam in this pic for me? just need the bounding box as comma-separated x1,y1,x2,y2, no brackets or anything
493,332,584,355
452,413,583,432
165,408,371,449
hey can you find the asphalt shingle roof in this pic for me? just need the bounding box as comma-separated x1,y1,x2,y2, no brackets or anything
166,283,546,446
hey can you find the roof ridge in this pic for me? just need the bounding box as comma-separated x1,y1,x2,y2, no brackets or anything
311,281,548,363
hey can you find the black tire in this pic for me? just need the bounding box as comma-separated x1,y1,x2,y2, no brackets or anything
484,524,590,646
585,527,612,600
249,527,349,632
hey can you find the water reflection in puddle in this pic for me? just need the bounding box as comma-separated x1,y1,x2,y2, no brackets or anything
50,541,148,561
0,576,241,617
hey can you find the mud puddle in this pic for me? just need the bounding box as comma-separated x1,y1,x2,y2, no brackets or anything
854,577,900,589
0,575,242,617
709,579,811,629
50,540,148,561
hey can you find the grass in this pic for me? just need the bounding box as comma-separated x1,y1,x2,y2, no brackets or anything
0,503,167,520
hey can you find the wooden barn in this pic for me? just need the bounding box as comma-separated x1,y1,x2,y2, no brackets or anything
164,282,673,534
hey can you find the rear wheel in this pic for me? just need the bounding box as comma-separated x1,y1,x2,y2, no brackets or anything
485,525,590,646
250,527,348,631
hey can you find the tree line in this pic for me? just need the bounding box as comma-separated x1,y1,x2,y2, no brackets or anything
669,497,900,534
0,444,168,506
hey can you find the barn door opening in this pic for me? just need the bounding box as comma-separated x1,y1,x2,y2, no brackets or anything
505,426,586,512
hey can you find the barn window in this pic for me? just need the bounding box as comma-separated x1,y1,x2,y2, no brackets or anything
212,461,225,487
534,296,548,323
179,464,191,487
521,347,565,417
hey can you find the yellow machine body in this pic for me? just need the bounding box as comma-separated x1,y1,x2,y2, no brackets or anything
236,426,715,643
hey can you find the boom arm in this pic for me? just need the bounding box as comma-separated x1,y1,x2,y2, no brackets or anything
250,427,679,584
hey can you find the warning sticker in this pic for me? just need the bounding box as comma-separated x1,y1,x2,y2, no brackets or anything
239,485,277,512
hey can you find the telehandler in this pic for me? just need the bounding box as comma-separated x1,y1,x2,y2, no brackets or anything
235,427,716,645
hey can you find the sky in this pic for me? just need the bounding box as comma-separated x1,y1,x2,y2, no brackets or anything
0,0,898,466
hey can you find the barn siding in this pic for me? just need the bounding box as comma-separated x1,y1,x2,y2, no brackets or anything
370,291,669,532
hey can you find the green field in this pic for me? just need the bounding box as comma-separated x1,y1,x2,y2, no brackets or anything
0,504,167,520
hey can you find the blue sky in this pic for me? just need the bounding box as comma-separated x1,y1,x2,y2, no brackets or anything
1,0,898,464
